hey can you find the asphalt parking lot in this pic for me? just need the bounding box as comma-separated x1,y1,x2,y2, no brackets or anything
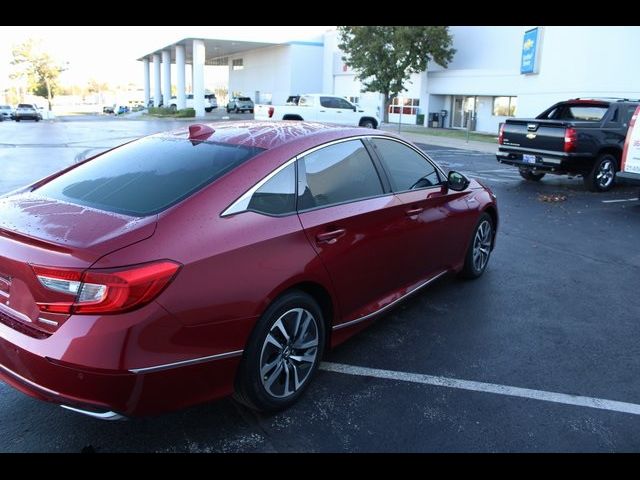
1,117,640,452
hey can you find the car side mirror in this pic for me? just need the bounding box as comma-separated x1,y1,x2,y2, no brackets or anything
352,106,357,112
447,170,470,191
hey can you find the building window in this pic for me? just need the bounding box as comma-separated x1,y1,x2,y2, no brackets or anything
348,96,359,105
493,96,517,116
389,97,419,115
232,58,244,71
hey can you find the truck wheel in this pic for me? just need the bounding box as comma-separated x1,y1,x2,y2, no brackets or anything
359,118,377,129
518,168,545,181
584,153,617,192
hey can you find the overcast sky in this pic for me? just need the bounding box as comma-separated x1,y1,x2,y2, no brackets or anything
0,26,335,88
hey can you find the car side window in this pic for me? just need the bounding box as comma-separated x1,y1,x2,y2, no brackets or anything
371,138,442,192
334,98,354,109
320,97,337,109
297,140,384,210
247,163,296,216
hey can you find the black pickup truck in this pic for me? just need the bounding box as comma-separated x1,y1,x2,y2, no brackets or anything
496,99,640,192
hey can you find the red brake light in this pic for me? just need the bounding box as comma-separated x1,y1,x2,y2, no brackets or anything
32,260,181,315
268,106,274,118
564,127,578,152
498,123,505,144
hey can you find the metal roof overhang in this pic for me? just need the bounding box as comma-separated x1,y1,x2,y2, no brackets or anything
137,38,279,65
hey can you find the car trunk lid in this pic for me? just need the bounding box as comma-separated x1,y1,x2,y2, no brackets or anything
0,193,157,335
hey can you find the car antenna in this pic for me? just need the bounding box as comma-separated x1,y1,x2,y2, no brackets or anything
188,124,215,141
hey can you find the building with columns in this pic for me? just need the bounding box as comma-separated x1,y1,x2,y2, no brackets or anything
140,27,640,133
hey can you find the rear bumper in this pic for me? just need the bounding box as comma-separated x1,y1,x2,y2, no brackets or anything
616,171,640,186
496,150,591,173
0,302,248,417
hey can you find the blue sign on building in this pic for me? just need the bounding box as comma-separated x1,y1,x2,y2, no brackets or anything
521,27,540,74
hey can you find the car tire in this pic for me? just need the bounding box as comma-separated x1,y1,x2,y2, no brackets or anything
518,168,545,181
583,153,617,192
234,290,325,412
226,108,231,114
459,212,494,279
359,119,377,129
235,107,240,114
15,118,20,122
205,108,213,113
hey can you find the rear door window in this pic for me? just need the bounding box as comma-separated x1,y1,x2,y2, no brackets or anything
36,137,264,216
297,139,384,210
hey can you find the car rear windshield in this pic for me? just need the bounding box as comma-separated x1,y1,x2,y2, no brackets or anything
554,104,609,121
35,137,264,217
17,104,33,108
238,97,251,101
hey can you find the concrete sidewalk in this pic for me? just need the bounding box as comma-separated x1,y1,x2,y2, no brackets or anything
379,124,498,154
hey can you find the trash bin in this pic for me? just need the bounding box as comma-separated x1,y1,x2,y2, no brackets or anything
416,113,425,126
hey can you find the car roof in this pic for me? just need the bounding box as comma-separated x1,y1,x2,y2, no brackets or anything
156,121,386,151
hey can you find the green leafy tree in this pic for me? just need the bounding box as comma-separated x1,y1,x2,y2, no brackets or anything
10,39,67,111
338,26,456,123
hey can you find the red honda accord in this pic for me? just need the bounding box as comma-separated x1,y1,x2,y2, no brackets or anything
0,122,497,418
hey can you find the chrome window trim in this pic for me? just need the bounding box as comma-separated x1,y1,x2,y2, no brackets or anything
129,349,244,374
221,135,380,218
333,270,448,331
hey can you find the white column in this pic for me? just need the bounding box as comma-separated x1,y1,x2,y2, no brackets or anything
192,39,205,117
142,58,150,108
162,50,172,109
175,44,186,110
153,54,161,107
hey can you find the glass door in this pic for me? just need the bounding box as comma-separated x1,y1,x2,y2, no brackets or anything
451,96,477,129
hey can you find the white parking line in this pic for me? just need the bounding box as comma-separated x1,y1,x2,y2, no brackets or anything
601,198,639,203
320,362,640,416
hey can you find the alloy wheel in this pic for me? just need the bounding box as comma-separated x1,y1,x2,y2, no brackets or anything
259,308,319,398
596,159,615,189
472,220,492,272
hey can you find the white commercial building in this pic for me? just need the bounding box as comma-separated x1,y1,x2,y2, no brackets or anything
140,26,640,133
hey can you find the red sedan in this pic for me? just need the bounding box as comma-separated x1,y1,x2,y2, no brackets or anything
0,122,498,418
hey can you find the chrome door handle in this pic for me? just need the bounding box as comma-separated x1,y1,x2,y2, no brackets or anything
316,228,346,244
405,207,424,217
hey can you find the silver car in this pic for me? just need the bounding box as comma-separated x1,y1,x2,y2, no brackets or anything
0,105,14,121
226,96,254,113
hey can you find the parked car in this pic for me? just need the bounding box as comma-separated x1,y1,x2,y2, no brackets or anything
169,94,217,112
103,105,115,114
0,121,497,418
14,103,43,122
0,105,14,121
496,98,640,192
255,94,380,129
226,96,254,113
116,105,129,115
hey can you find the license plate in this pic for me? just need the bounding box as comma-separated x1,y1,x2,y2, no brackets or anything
523,154,537,164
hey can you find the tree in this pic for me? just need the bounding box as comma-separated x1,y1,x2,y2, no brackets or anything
338,26,456,123
10,39,67,111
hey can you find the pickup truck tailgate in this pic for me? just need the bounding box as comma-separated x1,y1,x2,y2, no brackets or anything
501,119,568,151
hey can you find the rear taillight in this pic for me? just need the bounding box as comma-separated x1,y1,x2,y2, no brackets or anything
268,106,274,118
32,260,181,315
498,123,505,144
564,127,578,152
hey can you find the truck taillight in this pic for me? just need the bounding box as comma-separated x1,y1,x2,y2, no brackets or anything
268,106,274,118
32,260,181,315
564,127,578,152
498,123,505,144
